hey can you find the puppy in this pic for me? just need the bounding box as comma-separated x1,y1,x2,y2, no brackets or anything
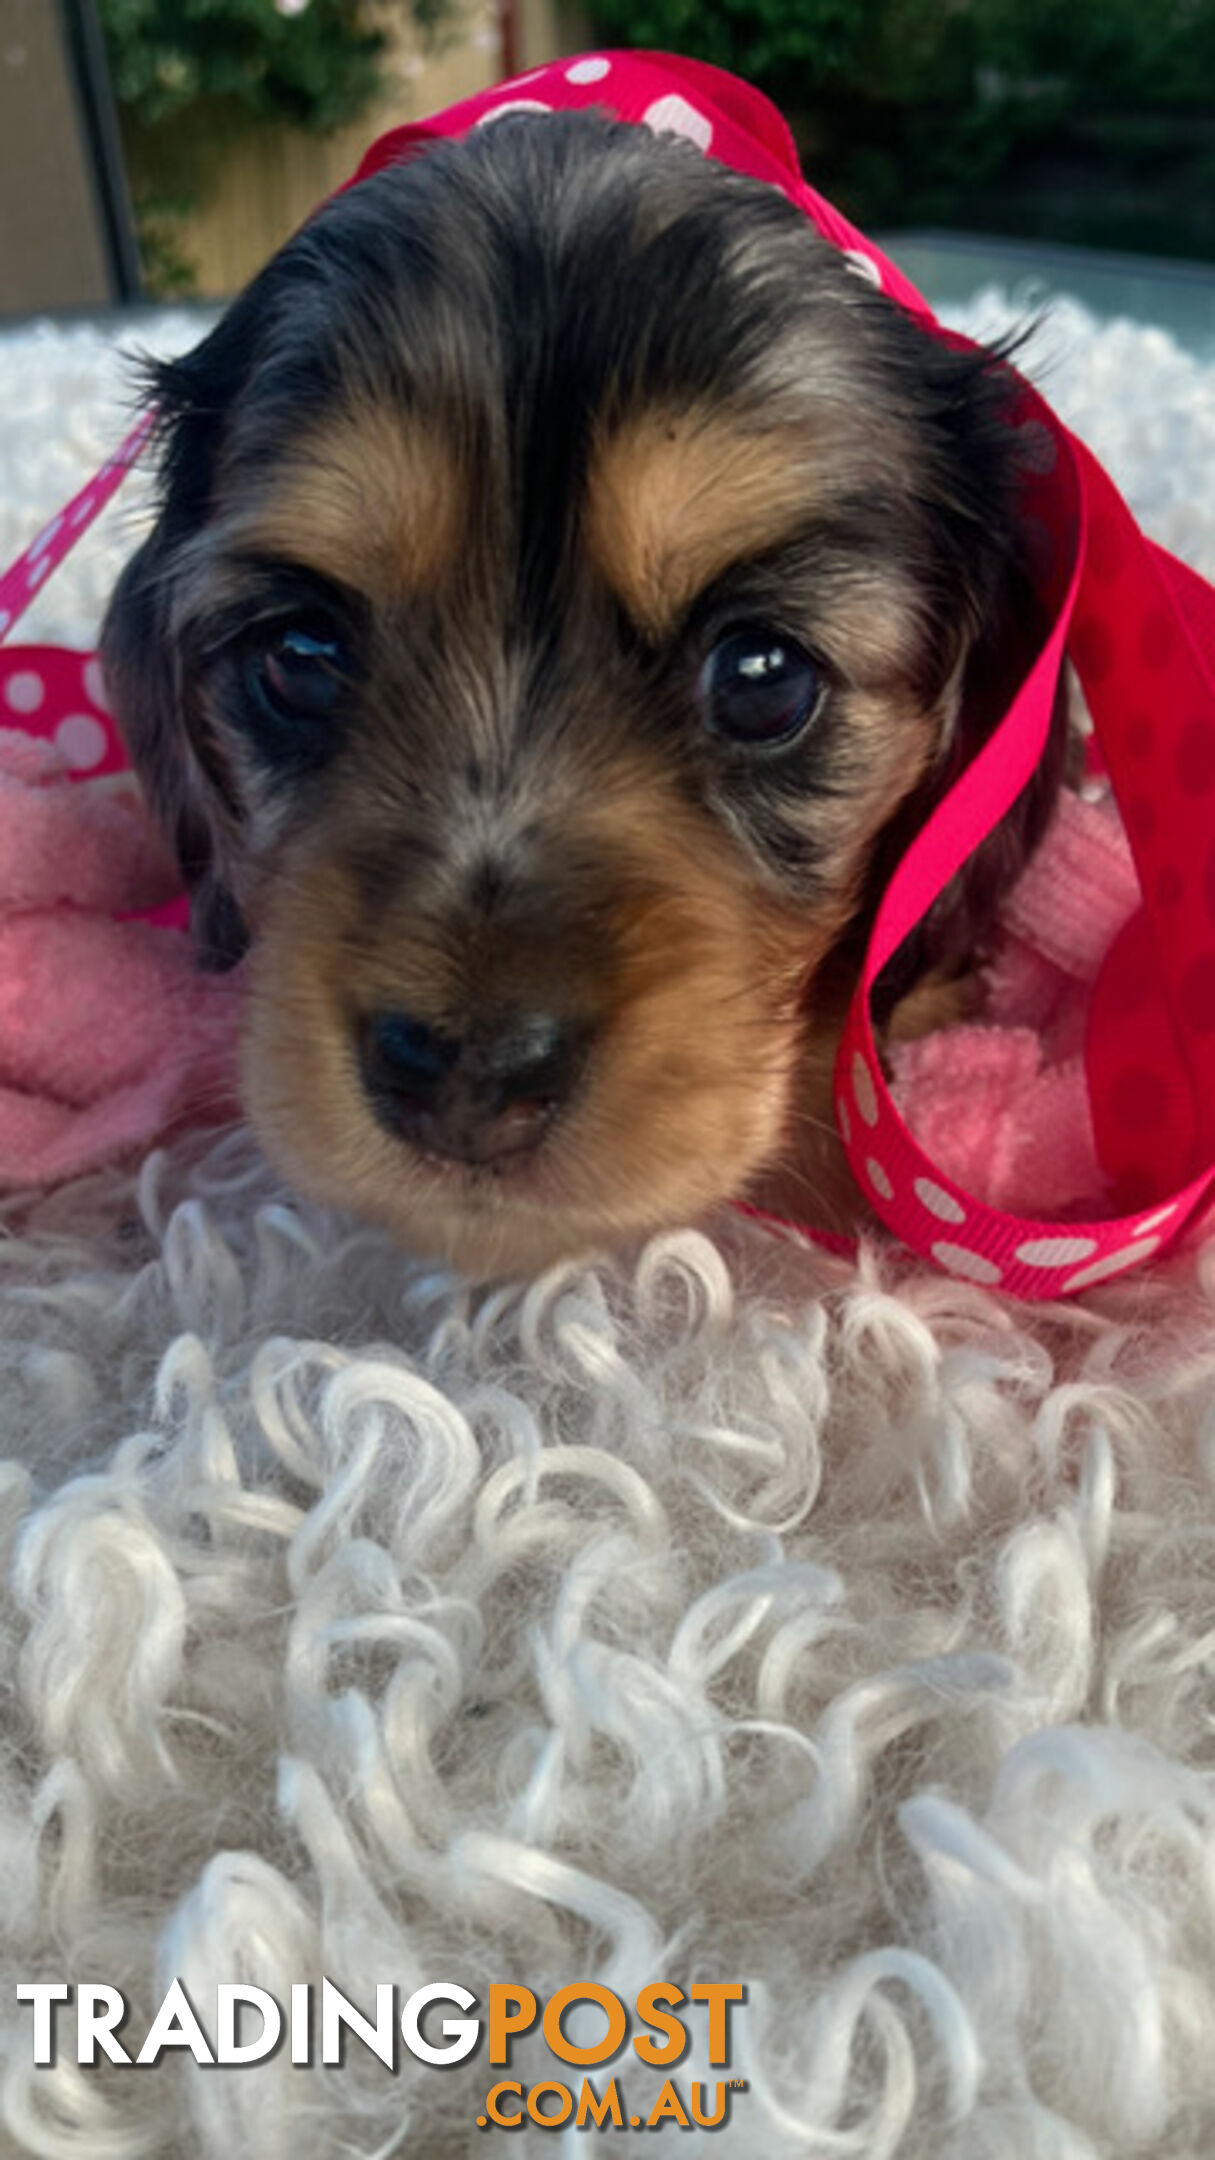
102,112,1066,1276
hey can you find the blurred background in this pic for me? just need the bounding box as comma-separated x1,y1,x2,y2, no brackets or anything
2,0,1214,334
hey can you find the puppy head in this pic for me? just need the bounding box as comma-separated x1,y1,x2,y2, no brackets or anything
103,113,1038,1275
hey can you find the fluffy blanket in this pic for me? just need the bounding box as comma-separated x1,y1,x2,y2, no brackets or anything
0,299,1214,2160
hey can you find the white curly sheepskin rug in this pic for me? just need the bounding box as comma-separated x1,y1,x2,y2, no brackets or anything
1,295,1215,2160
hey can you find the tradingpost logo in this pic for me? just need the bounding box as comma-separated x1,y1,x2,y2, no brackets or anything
18,1977,749,2132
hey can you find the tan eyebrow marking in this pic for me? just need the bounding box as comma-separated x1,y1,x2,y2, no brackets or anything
584,409,825,640
217,404,464,598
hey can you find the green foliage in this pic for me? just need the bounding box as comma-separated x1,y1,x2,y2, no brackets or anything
587,0,1215,258
99,0,387,134
99,0,455,293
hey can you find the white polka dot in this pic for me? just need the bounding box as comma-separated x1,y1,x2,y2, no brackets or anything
28,513,63,561
843,248,883,289
836,1095,851,1147
69,494,97,528
1061,1236,1162,1292
26,556,51,589
54,713,108,770
82,656,111,714
566,56,611,83
475,97,552,125
642,94,714,152
1134,1204,1177,1236
914,1177,966,1225
931,1241,1003,1285
865,1156,893,1201
851,1052,878,1128
1015,1236,1098,1268
4,669,45,714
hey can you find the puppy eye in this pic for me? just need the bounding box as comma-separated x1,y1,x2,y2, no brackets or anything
247,624,351,726
698,627,824,746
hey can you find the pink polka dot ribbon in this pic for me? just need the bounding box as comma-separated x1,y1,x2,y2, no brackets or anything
0,411,151,778
4,53,1215,1297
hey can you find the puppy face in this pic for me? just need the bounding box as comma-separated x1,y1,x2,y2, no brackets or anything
103,113,1049,1275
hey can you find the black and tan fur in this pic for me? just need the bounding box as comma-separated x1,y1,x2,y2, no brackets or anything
102,113,1065,1275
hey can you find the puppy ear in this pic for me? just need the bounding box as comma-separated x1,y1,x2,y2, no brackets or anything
870,555,1072,1014
928,558,1072,973
866,333,1073,1010
100,329,257,972
101,536,248,970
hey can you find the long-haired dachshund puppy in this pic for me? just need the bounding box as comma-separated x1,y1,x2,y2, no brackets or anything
102,113,1066,1276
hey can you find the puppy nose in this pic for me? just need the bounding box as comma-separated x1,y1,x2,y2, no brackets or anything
360,1009,588,1165
362,1012,460,1100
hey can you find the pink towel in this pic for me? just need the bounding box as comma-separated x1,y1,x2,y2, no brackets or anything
0,731,240,1188
890,788,1138,1217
